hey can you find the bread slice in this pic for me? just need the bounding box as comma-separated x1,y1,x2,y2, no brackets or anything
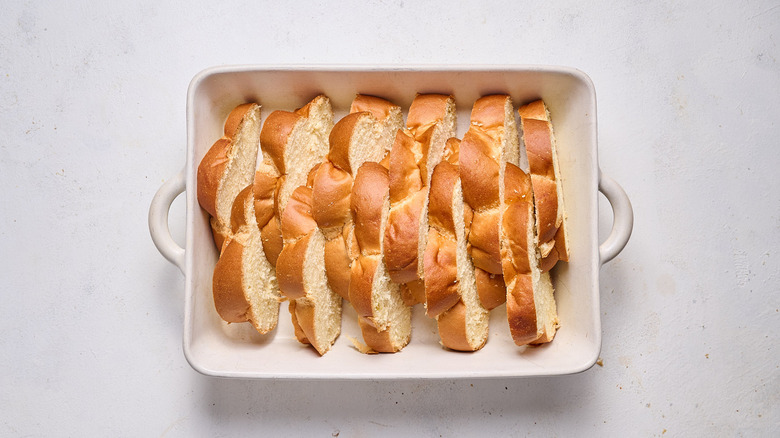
424,154,489,351
276,185,341,355
384,94,456,305
276,95,402,354
349,162,411,352
254,95,334,265
211,184,281,333
459,95,521,311
518,99,569,271
501,163,559,345
312,96,403,301
197,103,262,250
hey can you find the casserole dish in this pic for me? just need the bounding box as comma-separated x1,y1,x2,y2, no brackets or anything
149,65,633,379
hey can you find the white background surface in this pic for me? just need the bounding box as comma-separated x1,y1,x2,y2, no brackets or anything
1,0,777,436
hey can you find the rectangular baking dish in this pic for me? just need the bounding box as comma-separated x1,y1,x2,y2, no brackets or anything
149,65,633,379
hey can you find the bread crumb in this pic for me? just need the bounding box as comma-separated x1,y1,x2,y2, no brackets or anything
348,336,377,354
596,358,604,367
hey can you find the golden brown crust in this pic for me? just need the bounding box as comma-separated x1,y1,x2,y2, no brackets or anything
350,94,398,121
423,229,459,318
501,163,547,346
259,110,302,174
436,300,483,352
356,318,396,353
327,112,366,174
288,301,310,345
400,280,425,307
260,216,283,267
406,94,454,131
211,238,249,323
475,268,507,311
351,162,389,255
253,169,279,231
223,103,256,138
311,161,353,236
387,130,423,204
280,186,317,242
349,255,378,318
506,276,538,346
276,233,311,300
230,185,252,233
423,161,461,318
459,129,500,210
323,233,352,301
442,137,460,165
471,94,509,130
197,138,231,219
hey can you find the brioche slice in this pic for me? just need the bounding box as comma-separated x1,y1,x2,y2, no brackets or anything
349,162,411,352
384,94,456,305
518,99,569,271
211,185,280,333
276,185,342,355
254,95,334,265
424,156,489,351
459,95,521,310
501,163,559,345
312,95,403,301
197,103,262,250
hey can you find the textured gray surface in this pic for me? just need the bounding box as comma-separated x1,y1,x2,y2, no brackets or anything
1,0,778,436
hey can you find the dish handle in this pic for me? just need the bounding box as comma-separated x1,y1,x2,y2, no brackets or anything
149,168,186,273
598,170,633,265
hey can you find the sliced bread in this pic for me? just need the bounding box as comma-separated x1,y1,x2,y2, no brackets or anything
424,152,490,351
211,184,281,333
518,99,569,271
197,103,262,250
501,163,559,345
349,162,411,352
384,94,456,305
459,95,521,311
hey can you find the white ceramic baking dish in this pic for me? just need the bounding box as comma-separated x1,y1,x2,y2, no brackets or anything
149,65,633,379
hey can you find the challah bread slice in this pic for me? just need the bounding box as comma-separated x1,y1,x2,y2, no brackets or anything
197,103,262,250
518,99,569,271
312,95,403,301
424,158,489,351
384,94,456,305
459,95,521,311
501,163,558,345
349,162,411,352
211,185,281,333
254,95,333,265
276,185,341,355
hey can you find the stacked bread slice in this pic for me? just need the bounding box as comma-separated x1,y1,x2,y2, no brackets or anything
278,95,403,354
197,103,263,250
518,100,569,272
349,162,411,352
424,137,491,351
383,94,457,305
197,94,569,352
459,95,520,312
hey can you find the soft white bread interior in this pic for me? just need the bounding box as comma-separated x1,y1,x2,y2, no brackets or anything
459,95,521,311
211,185,281,333
518,99,569,272
276,184,342,355
349,162,411,352
424,154,489,351
501,163,559,345
384,94,456,305
312,95,404,301
197,103,262,250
